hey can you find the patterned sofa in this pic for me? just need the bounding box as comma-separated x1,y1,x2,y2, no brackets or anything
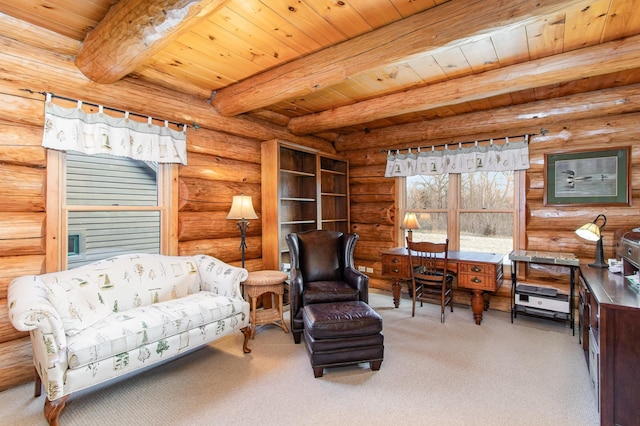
8,253,251,425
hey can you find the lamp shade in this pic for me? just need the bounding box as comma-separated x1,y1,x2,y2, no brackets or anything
575,222,601,241
402,212,421,230
226,195,258,220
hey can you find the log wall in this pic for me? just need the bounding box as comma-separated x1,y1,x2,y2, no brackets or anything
343,112,640,311
0,90,267,392
0,28,277,390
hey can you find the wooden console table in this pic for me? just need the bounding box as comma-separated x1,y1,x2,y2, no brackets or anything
381,247,504,325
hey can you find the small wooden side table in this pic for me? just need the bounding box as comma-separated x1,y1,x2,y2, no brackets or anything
244,270,289,339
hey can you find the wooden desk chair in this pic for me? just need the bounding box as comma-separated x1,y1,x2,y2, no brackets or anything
406,237,454,322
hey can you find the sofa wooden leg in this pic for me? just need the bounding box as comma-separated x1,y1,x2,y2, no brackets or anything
34,368,42,397
293,331,302,344
44,394,69,426
313,367,324,378
241,326,252,353
371,360,382,371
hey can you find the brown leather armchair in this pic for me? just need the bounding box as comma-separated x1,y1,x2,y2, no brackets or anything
286,230,369,343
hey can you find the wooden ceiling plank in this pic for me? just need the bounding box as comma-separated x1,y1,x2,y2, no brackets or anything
491,26,530,66
0,11,79,56
335,83,640,151
389,0,439,17
153,42,242,83
405,55,449,84
192,19,283,70
432,47,473,79
304,0,374,38
167,30,266,80
225,1,324,54
0,0,99,40
207,6,302,65
563,0,610,50
347,0,403,28
602,0,640,42
75,0,232,84
525,12,566,60
288,34,640,134
259,0,345,46
146,49,238,89
460,38,501,73
212,0,595,116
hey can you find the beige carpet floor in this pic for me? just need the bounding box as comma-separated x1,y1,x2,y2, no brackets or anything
0,290,599,425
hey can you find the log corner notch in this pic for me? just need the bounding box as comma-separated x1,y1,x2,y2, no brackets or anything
74,0,231,84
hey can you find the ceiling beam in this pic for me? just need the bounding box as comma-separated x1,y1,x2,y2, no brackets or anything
335,83,640,152
289,34,640,135
75,0,231,84
211,0,593,117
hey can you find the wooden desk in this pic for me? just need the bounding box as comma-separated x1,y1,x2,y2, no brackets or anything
381,247,504,324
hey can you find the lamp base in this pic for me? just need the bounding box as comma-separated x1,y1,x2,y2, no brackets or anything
588,261,608,268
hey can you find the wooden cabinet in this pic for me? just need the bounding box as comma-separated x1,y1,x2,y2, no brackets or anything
579,266,640,426
262,140,349,271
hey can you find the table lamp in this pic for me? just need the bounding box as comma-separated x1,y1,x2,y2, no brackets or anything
226,194,258,269
402,212,421,242
575,214,608,268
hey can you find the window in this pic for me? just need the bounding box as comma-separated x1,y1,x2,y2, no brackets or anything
68,234,81,256
404,170,520,255
55,151,172,269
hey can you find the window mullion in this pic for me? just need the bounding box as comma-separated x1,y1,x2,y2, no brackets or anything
448,174,461,251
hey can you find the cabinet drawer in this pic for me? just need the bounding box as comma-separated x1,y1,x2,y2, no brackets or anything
589,294,599,331
382,254,410,278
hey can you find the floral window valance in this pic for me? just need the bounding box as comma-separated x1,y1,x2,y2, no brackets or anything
42,93,188,165
384,136,530,177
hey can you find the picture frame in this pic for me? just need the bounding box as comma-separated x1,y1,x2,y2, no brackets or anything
544,147,631,206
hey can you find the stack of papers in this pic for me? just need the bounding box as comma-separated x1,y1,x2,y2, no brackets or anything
626,274,640,290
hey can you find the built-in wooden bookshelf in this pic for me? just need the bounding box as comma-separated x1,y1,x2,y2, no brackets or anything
262,140,349,272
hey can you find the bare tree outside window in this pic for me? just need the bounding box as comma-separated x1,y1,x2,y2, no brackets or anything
405,171,514,255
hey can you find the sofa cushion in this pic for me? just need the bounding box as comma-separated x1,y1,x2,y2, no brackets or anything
45,279,112,336
66,291,244,369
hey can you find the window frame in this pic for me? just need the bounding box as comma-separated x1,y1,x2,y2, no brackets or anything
399,170,525,253
45,150,178,272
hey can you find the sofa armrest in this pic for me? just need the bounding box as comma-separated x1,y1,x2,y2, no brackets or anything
8,275,69,370
8,276,67,336
194,255,249,299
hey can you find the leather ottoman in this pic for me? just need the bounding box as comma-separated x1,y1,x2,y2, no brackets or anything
302,300,384,378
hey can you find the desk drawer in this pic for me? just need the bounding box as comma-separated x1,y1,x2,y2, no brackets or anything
382,254,410,278
459,262,493,275
458,272,495,290
458,261,501,291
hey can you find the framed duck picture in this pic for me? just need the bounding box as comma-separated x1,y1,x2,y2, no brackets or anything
544,147,631,206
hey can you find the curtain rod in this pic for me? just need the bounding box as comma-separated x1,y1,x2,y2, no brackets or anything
380,133,534,153
22,89,193,129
